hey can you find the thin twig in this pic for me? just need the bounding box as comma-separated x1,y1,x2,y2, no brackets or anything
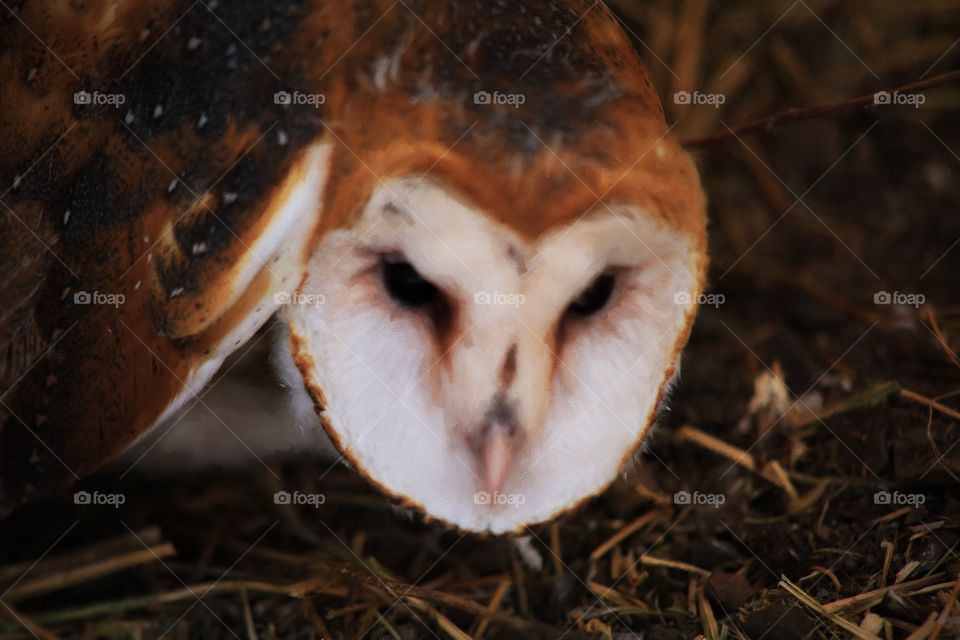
900,388,960,422
683,69,960,149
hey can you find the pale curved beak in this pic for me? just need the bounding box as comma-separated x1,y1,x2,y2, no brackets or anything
474,395,521,497
482,427,514,496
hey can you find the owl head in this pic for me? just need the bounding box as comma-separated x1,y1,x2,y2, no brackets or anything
283,42,707,532
258,0,712,535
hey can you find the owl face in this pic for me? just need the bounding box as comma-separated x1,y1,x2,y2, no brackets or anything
286,176,701,533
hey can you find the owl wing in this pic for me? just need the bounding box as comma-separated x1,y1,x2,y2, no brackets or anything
0,0,331,511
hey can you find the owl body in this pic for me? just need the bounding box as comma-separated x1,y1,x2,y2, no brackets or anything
0,0,706,532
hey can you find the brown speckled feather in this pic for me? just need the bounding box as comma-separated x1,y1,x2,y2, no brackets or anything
0,0,705,513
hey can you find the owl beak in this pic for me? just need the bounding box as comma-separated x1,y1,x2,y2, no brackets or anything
476,395,520,497
481,427,514,497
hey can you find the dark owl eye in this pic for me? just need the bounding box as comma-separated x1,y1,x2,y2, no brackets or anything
567,271,616,317
380,257,440,308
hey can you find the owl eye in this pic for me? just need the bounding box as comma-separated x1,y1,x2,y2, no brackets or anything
566,271,616,317
380,256,441,308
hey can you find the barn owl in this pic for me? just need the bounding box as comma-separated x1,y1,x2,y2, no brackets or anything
0,0,707,533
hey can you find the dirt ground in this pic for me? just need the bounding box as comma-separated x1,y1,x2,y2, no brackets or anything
2,1,959,638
